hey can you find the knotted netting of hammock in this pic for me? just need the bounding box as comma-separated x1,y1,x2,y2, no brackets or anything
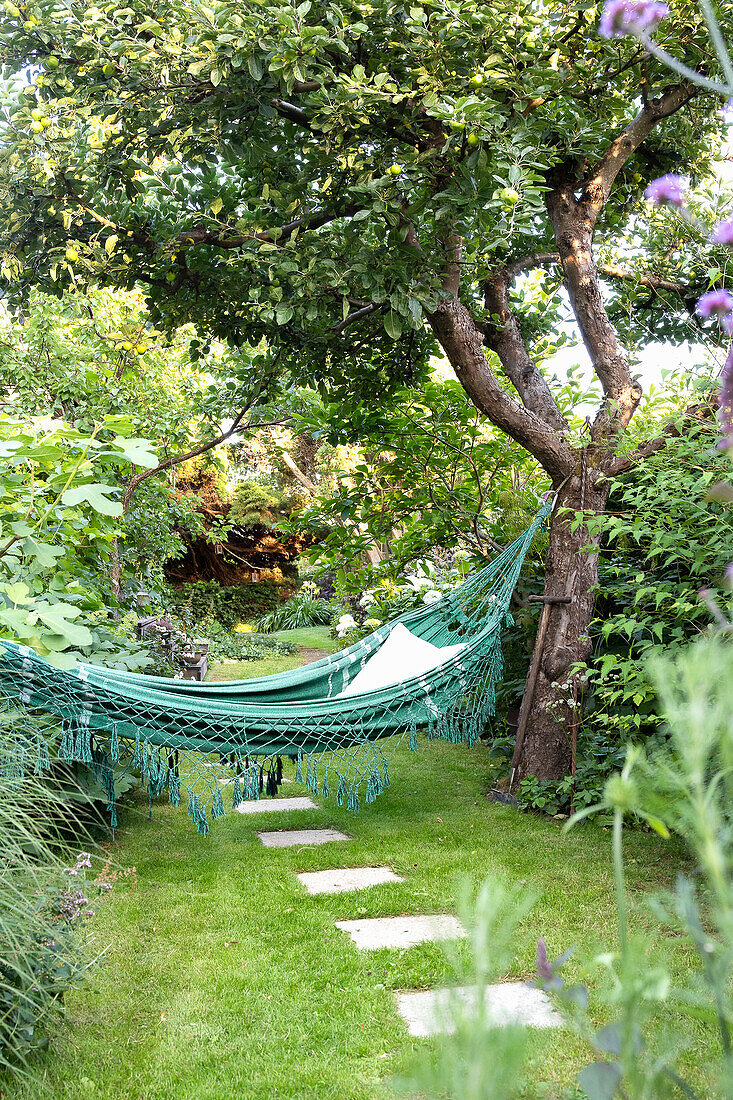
0,500,551,834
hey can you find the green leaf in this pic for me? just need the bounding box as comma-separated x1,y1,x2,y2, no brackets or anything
577,1061,623,1100
110,436,158,469
60,484,123,517
210,196,223,215
383,311,402,340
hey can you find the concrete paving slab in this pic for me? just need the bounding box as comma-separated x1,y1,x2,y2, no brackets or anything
395,984,561,1037
335,914,465,950
257,828,349,848
237,796,318,814
297,866,403,895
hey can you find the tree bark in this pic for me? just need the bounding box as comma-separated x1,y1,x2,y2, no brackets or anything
517,462,609,781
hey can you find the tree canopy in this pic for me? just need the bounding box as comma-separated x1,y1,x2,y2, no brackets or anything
0,0,726,411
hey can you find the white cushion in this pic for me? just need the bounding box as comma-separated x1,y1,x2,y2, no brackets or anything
339,622,465,697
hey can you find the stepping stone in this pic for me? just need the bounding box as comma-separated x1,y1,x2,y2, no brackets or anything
395,984,561,1037
335,914,466,950
297,866,403,895
237,796,318,814
257,828,349,848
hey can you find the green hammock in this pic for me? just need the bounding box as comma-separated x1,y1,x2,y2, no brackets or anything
0,501,551,833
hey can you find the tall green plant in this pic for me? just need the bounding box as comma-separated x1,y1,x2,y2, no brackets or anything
0,762,92,1072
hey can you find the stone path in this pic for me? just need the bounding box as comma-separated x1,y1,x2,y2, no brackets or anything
237,796,318,814
395,984,561,1037
297,866,403,895
240,772,560,1039
257,827,350,847
335,914,466,950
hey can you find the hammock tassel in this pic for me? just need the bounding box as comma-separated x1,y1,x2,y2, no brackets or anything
212,787,225,820
337,774,346,807
232,776,242,809
409,722,418,752
322,767,329,800
168,770,180,806
296,750,303,784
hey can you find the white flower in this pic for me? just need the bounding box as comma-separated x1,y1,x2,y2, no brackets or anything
363,618,382,629
422,589,442,605
406,575,434,592
359,592,376,608
336,613,357,637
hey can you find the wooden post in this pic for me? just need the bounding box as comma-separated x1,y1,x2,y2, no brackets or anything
508,594,572,792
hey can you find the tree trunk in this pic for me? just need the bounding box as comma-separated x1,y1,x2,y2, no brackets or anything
516,460,609,781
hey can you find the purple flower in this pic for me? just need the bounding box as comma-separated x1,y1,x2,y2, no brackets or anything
712,218,733,246
536,937,555,983
599,0,669,39
644,174,686,207
722,100,733,125
725,562,733,585
697,289,733,319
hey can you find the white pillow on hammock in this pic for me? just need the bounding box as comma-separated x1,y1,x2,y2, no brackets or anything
339,622,465,697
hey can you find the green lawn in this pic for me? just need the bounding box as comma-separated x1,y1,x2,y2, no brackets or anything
271,625,338,651
3,649,711,1099
206,627,337,683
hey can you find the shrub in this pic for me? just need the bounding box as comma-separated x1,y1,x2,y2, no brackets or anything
205,633,297,660
168,579,292,629
256,584,336,632
227,480,288,530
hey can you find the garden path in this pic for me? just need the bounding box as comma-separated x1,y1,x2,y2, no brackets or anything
239,782,558,1038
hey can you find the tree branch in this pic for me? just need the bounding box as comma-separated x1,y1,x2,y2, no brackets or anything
427,298,574,482
581,84,698,222
482,271,568,430
606,401,716,476
175,205,359,251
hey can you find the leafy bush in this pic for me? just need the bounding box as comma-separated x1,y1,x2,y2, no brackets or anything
227,479,289,530
329,554,472,643
206,633,296,660
256,583,335,632
168,578,292,629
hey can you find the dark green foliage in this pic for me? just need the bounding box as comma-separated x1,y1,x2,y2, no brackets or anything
228,480,288,531
168,579,290,629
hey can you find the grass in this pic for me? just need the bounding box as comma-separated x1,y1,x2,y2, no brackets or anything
205,627,336,683
271,625,338,651
2,645,713,1100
